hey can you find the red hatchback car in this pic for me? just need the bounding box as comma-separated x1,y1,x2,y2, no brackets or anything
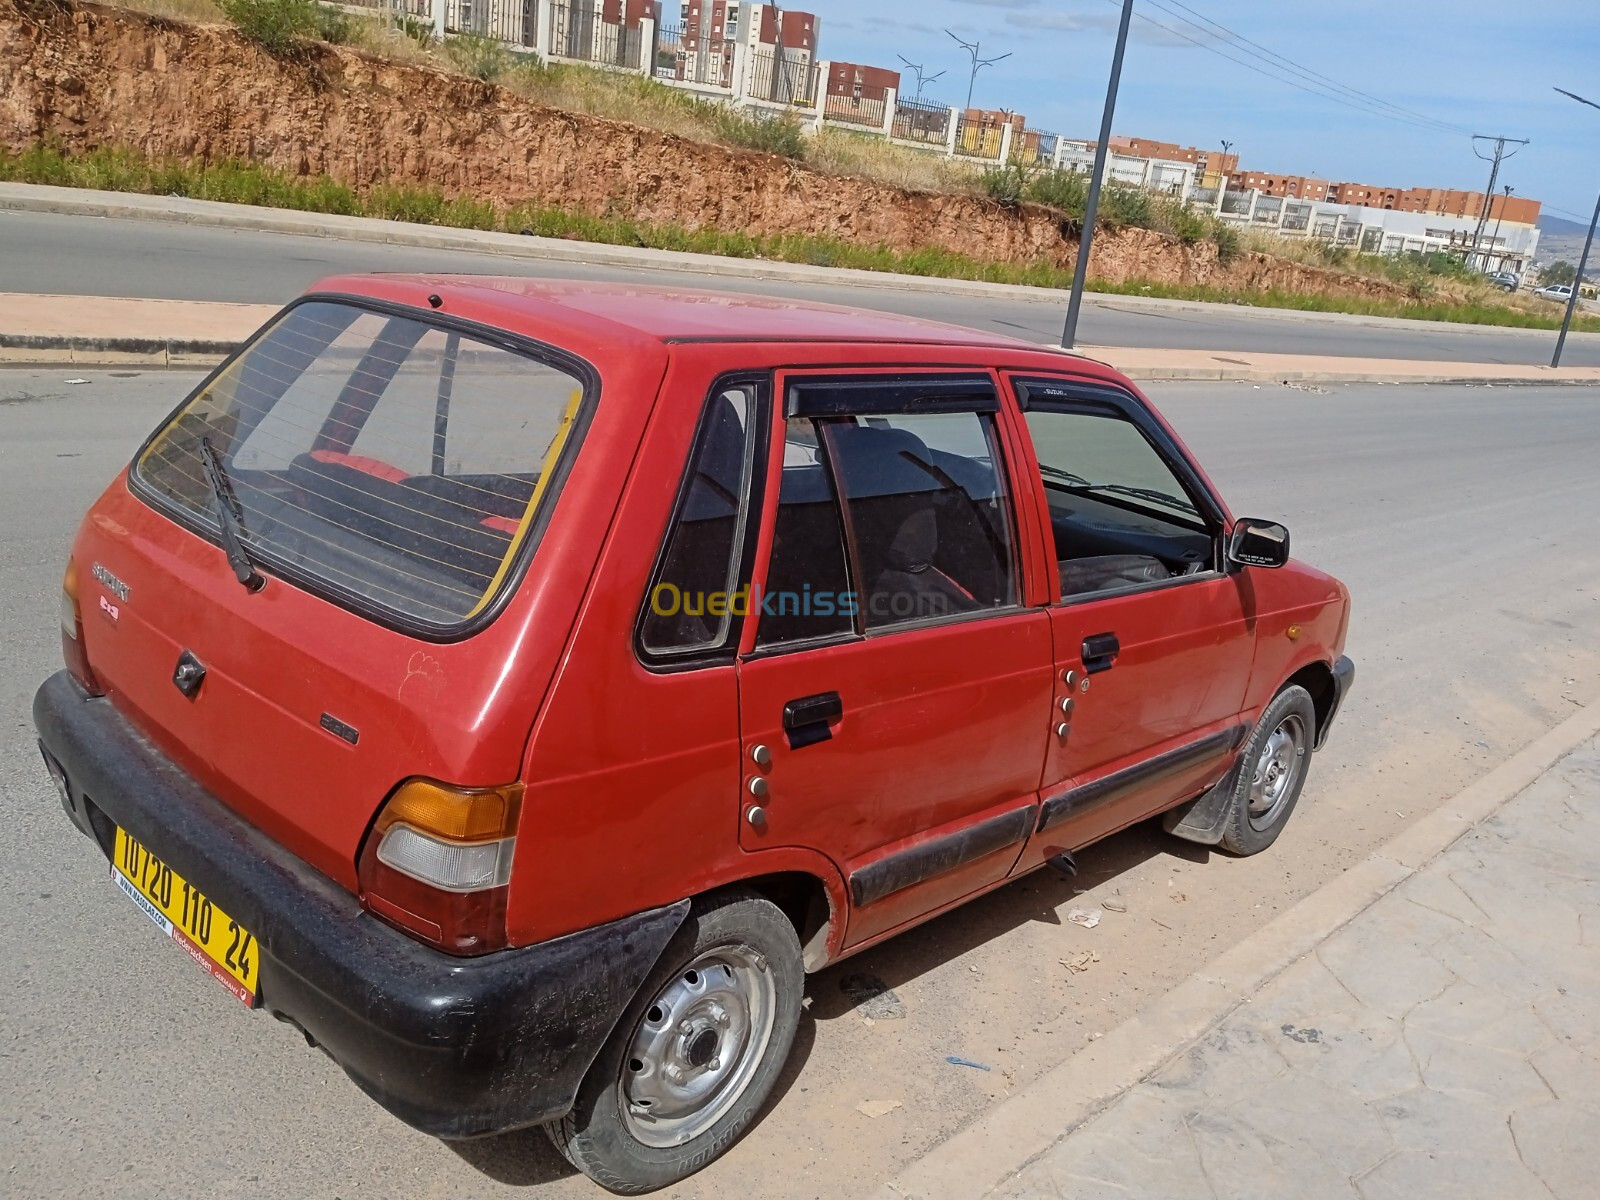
35,277,1352,1192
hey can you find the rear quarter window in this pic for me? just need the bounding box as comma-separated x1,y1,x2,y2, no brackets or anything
133,299,594,635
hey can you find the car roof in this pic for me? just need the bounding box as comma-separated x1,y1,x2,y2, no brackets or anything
311,274,1059,352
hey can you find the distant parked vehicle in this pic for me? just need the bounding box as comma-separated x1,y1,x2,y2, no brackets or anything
1535,283,1575,302
1488,272,1520,292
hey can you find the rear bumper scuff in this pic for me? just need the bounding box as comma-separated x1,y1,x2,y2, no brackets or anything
33,670,687,1139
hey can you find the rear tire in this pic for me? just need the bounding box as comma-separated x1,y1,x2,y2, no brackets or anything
546,889,803,1194
1219,685,1316,856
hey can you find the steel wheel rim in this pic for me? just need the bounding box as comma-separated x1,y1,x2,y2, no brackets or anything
1247,713,1307,829
619,944,776,1148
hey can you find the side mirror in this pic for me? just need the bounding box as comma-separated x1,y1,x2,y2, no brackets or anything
1228,518,1290,569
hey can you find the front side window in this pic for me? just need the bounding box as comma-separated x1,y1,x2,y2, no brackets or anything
1016,384,1215,600
134,301,591,632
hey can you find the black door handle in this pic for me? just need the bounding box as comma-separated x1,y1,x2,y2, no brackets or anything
783,691,842,749
1082,633,1120,674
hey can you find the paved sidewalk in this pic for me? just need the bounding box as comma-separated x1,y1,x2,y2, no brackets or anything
5,292,1600,385
892,736,1600,1200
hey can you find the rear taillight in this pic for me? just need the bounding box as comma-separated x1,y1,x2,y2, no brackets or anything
357,779,523,956
60,559,104,696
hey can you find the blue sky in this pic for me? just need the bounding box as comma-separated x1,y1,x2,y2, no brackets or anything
804,0,1600,222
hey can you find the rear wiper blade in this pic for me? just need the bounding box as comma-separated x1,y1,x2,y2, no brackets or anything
199,437,264,591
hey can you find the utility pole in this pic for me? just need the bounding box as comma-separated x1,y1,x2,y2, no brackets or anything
1490,185,1514,271
1218,139,1234,188
1468,135,1529,271
896,56,945,104
1062,0,1134,350
1553,88,1600,369
945,30,1011,114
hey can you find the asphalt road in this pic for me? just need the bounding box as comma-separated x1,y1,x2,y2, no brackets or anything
2,208,1598,367
5,371,1600,1198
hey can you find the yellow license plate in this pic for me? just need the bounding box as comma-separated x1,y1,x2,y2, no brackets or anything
112,826,259,1006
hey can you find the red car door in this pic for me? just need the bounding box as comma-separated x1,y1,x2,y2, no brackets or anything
1003,375,1253,870
735,371,1054,949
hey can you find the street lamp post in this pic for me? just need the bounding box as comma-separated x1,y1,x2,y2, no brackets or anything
1552,190,1598,370
946,31,1011,115
1552,88,1600,370
1062,0,1135,349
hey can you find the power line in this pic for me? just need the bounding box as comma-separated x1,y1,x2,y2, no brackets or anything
1095,0,1475,137
1151,0,1477,136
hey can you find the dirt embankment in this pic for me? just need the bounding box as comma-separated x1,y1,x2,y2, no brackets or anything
1,1,1411,300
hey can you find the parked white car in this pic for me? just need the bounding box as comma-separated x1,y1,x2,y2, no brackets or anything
1534,284,1575,302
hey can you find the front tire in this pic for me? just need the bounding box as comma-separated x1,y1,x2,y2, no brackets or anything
546,890,804,1194
1219,684,1316,856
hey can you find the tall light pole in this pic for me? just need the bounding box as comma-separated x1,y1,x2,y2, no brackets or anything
945,30,1010,114
896,56,945,104
1218,139,1234,189
1062,0,1134,349
1553,88,1600,370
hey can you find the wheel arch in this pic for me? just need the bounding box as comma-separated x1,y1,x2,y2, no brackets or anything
702,869,841,973
1283,659,1338,745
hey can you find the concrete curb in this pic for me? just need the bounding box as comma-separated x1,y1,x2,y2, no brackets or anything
3,183,1598,344
0,334,235,368
7,334,1599,387
872,698,1600,1200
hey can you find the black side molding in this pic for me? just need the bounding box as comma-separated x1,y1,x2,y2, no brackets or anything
850,805,1034,908
1037,725,1246,834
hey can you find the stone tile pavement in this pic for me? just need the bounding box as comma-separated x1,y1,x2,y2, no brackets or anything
989,739,1600,1200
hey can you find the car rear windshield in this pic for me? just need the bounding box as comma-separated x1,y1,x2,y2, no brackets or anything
133,299,593,634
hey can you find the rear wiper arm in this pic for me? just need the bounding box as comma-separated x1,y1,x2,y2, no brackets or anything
199,437,264,591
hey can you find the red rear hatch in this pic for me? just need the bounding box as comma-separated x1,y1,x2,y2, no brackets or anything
69,297,597,890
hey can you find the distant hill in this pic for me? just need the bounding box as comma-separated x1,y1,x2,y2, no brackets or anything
1538,212,1596,276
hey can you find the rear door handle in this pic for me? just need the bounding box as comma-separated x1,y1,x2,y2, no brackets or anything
783,691,842,749
1082,633,1120,674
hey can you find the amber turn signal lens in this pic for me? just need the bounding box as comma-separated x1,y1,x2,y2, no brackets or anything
373,779,522,842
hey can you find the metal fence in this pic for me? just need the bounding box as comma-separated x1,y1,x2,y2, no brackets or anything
654,24,734,86
953,114,1006,160
891,97,951,147
1281,202,1311,232
745,46,819,107
1252,196,1282,224
1013,129,1058,165
345,0,434,17
1220,190,1253,216
550,4,642,69
445,0,534,44
823,92,886,129
1190,186,1219,208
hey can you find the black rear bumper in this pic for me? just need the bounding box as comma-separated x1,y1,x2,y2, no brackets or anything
32,670,687,1139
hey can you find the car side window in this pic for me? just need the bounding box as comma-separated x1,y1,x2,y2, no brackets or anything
826,411,1016,630
639,385,757,658
753,417,857,649
753,386,1018,650
1019,398,1216,600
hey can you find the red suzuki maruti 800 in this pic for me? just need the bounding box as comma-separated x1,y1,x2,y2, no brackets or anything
35,277,1352,1192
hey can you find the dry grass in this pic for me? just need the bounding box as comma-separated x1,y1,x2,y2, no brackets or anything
108,0,223,20
804,128,983,195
